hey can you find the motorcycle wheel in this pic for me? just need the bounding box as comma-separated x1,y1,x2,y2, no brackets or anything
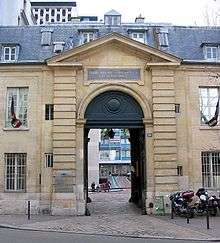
209,207,217,216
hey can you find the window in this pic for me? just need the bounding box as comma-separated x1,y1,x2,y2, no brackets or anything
105,16,121,25
121,150,130,158
158,32,169,46
45,153,53,168
177,165,183,176
6,88,28,128
202,151,220,188
200,87,220,124
205,46,218,60
131,32,145,43
40,9,43,16
51,9,55,16
175,104,180,113
57,14,60,21
45,104,54,120
80,32,94,44
3,46,17,62
68,14,71,21
100,150,110,160
5,153,26,191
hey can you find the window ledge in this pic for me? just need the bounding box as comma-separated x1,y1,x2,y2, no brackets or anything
3,127,29,131
200,125,220,130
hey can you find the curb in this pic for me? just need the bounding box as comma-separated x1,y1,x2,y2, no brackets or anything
0,223,220,242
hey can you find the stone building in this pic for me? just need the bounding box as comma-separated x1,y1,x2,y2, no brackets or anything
0,10,220,215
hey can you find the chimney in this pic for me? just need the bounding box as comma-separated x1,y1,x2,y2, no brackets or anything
135,14,145,24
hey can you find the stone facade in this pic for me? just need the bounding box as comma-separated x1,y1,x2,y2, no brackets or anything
0,33,220,215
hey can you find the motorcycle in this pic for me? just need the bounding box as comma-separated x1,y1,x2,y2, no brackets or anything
195,188,219,216
169,190,195,218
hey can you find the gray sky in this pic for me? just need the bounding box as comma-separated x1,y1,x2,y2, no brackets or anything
76,0,219,25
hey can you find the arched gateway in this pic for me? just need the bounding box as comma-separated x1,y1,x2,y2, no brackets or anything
84,91,147,214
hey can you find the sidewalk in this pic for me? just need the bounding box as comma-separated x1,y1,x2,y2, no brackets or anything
0,190,220,241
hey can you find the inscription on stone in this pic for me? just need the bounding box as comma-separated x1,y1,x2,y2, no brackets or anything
54,171,74,193
88,68,141,81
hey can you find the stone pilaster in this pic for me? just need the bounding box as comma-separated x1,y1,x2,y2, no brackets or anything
52,68,77,215
152,68,179,194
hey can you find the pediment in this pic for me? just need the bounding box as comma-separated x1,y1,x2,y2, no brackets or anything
47,32,181,67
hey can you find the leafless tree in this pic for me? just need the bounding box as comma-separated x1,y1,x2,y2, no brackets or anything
203,0,220,26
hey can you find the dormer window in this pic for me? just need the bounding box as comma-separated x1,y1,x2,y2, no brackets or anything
80,32,95,44
159,32,169,46
104,10,121,26
205,46,218,60
2,46,19,62
131,32,145,43
156,27,169,47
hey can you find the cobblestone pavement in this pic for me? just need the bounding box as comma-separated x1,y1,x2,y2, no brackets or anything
0,190,220,240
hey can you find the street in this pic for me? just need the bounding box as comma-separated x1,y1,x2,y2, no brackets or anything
0,228,213,243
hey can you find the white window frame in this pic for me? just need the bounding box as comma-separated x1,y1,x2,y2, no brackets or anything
45,153,53,168
199,87,220,125
3,46,17,62
6,87,28,128
131,32,145,43
205,46,219,61
202,151,220,188
80,32,94,44
158,32,169,46
5,153,26,192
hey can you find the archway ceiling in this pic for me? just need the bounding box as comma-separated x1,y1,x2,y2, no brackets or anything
47,32,181,67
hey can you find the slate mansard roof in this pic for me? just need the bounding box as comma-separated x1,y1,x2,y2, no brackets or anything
0,23,220,64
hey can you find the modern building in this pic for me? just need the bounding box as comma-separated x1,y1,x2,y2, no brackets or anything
0,9,220,215
0,0,35,26
31,0,77,25
99,129,131,178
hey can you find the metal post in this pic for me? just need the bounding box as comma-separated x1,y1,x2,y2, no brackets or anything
186,204,190,224
206,204,210,229
27,201,31,220
171,201,174,219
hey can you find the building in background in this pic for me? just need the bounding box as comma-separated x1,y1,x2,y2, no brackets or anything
0,0,35,26
99,129,131,178
31,0,77,25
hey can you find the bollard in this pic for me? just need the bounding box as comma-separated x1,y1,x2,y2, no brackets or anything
27,200,31,220
171,201,174,219
186,205,190,224
206,205,210,229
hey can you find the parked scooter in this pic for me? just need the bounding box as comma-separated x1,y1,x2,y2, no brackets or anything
169,190,195,218
195,188,219,216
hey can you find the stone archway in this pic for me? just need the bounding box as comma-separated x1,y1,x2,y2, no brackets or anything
83,90,147,215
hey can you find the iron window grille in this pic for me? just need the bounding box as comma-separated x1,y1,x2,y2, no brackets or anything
5,153,26,192
202,151,220,188
45,104,54,120
45,153,53,168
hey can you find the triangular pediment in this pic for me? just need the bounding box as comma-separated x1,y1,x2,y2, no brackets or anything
47,32,181,67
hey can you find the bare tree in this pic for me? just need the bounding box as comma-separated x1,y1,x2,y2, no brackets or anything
203,0,220,26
